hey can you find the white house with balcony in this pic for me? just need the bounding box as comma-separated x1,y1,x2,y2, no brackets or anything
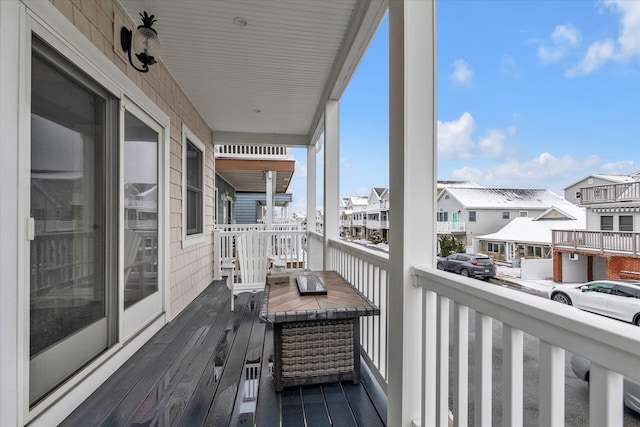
346,195,369,239
365,187,390,241
553,171,640,283
437,187,579,246
563,173,639,205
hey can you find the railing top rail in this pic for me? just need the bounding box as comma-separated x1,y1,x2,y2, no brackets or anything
413,265,640,382
328,238,389,269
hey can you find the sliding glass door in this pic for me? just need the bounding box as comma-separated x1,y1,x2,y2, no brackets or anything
29,38,118,405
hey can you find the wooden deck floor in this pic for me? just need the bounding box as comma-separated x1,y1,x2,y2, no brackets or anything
61,279,387,426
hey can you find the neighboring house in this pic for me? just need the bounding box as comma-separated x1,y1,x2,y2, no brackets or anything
348,196,369,239
234,192,293,224
475,206,586,265
553,172,640,283
563,173,639,205
215,174,236,225
214,145,295,226
366,187,390,241
437,187,579,246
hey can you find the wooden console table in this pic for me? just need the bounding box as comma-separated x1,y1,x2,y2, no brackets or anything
260,271,379,391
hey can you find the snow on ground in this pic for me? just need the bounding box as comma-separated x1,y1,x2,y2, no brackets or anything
496,266,556,294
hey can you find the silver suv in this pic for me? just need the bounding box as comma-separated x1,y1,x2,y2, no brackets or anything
436,253,496,280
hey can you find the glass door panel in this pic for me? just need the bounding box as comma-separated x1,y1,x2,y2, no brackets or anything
29,42,116,404
123,107,162,338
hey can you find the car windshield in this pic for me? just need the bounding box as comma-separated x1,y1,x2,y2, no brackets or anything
474,257,493,265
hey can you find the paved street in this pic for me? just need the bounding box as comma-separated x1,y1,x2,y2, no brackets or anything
453,278,640,426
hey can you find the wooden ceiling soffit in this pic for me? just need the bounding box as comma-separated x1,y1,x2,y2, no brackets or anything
215,158,295,172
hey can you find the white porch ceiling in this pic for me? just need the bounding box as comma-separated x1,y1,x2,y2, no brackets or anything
120,0,387,146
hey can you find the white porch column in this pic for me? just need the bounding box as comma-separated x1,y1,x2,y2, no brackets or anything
323,99,340,270
265,170,274,229
388,1,437,426
306,145,317,229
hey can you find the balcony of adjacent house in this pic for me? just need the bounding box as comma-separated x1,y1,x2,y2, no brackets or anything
552,228,640,257
579,181,640,204
436,220,466,233
214,144,292,161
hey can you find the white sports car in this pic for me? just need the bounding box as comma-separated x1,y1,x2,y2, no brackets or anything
548,280,640,325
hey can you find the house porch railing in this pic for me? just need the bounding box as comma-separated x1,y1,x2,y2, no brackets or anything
437,221,466,233
552,229,640,257
414,265,640,426
580,181,640,204
328,239,389,391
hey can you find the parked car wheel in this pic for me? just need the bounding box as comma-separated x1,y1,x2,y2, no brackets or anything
460,269,469,277
634,315,640,326
437,262,445,271
552,292,572,305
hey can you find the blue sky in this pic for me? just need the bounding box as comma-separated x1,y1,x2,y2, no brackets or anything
289,0,640,214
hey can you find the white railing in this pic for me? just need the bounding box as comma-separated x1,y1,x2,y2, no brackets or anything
437,221,466,233
214,144,290,160
414,266,640,426
125,219,157,230
366,219,389,229
35,219,82,233
125,199,156,210
328,239,389,392
580,182,640,204
552,229,640,257
214,227,307,273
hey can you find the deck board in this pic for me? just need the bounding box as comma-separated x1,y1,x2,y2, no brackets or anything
61,279,386,427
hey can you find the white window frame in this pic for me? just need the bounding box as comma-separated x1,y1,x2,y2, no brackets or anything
182,125,206,247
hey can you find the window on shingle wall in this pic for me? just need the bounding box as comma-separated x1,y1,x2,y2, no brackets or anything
182,125,206,246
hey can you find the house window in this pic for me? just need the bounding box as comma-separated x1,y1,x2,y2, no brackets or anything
486,242,499,253
600,215,614,231
183,125,206,245
437,212,448,222
469,211,476,222
575,191,581,199
502,211,510,219
619,215,633,232
519,211,528,218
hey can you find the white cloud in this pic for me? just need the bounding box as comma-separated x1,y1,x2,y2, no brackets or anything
538,24,581,63
567,0,640,76
450,60,473,87
565,40,616,76
450,152,609,193
601,160,637,173
501,55,520,77
438,112,516,160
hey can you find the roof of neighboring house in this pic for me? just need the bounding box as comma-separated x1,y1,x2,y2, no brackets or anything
437,181,483,189
563,174,636,190
438,187,576,210
372,187,387,197
347,196,368,206
476,211,586,245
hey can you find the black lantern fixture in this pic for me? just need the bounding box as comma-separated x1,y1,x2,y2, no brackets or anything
120,11,160,73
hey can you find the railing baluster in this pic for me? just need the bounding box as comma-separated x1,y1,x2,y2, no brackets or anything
437,296,450,427
422,289,438,427
589,363,624,427
502,325,523,427
453,303,468,427
539,341,564,426
475,312,493,426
